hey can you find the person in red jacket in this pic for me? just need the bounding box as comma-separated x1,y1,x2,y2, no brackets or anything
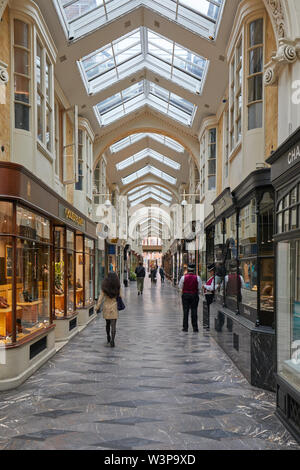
178,264,202,332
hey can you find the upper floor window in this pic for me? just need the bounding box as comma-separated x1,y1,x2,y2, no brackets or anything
247,18,264,130
229,37,242,151
200,133,205,198
75,128,93,198
75,129,84,191
14,20,31,131
224,108,229,179
208,128,216,191
54,98,63,178
36,38,53,151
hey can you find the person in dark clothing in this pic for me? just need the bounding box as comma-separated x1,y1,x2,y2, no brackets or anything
159,266,165,283
178,264,202,332
135,261,146,295
150,266,157,284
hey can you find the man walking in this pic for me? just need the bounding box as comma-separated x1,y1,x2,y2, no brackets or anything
179,264,202,332
135,260,146,295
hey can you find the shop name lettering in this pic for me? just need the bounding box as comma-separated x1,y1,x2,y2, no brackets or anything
287,145,300,166
64,208,84,226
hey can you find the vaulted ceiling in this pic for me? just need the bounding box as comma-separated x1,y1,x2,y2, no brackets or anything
36,0,240,216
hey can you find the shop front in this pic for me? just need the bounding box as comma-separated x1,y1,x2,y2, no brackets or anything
0,162,96,389
207,170,276,391
268,126,300,442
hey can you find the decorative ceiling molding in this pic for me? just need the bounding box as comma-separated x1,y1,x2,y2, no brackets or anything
0,0,8,21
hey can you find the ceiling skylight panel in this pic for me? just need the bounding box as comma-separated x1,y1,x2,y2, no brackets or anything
55,0,224,41
95,80,196,127
146,29,207,93
131,194,170,207
122,165,177,185
116,149,180,171
128,187,172,202
110,134,147,153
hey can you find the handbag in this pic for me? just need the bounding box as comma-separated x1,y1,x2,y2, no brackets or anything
117,295,125,311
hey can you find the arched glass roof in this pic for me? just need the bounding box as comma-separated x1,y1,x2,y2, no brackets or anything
122,164,177,185
110,133,185,153
131,194,171,207
127,185,173,196
94,80,196,127
55,0,224,41
78,27,208,95
128,186,173,202
116,148,181,171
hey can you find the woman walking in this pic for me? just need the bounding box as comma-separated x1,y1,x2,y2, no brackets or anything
96,272,121,347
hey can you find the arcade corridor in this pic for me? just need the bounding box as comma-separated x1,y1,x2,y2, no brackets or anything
0,279,298,451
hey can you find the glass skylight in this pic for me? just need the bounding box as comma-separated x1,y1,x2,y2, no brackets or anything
55,0,224,42
116,148,181,171
122,165,177,185
110,133,184,153
127,185,172,196
131,194,171,207
94,80,196,127
128,186,173,202
78,27,208,94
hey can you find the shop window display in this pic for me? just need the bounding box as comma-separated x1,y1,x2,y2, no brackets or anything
84,238,94,307
239,199,258,312
259,192,274,318
66,230,75,314
224,214,240,310
76,235,84,308
54,227,65,317
0,204,51,344
277,240,300,391
0,236,13,341
16,239,50,340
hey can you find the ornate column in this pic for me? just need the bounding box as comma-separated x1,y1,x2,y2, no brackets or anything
0,60,8,105
263,0,300,86
264,40,298,86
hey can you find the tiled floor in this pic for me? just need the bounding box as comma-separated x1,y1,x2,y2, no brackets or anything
0,278,299,450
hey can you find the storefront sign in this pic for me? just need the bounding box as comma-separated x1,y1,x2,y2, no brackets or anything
213,188,233,219
270,138,300,181
59,204,85,230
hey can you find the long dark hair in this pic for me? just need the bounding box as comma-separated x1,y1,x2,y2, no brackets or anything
101,272,120,298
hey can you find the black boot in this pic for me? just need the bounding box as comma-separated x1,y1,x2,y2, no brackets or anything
106,321,111,343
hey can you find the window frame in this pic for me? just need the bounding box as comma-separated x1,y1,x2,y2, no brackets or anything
246,17,264,131
35,32,54,154
13,18,32,133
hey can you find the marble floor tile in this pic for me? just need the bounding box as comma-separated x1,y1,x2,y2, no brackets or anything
0,279,299,450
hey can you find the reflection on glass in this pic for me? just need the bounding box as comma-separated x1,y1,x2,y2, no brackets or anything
17,206,50,242
76,235,84,308
16,239,50,341
239,199,257,310
67,250,74,314
0,237,13,344
54,249,64,317
84,238,94,307
277,240,300,391
0,202,13,234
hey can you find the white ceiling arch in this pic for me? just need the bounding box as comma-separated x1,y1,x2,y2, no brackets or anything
93,112,200,171
120,181,180,202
